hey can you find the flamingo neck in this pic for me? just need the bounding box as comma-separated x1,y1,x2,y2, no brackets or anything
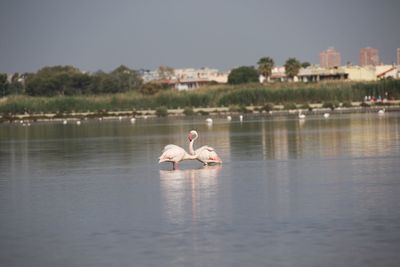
189,139,195,155
183,152,197,160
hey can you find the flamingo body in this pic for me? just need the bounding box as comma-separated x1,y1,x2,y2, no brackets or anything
188,130,222,166
195,145,222,165
159,144,196,170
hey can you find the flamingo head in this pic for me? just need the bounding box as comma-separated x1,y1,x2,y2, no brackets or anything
188,130,198,142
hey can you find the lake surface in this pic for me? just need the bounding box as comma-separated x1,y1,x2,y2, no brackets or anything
1,112,400,267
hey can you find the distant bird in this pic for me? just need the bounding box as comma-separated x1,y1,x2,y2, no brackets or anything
227,115,232,121
205,118,213,124
378,109,385,115
130,118,136,124
158,144,197,170
63,119,68,125
76,120,81,125
118,116,123,121
298,110,306,119
239,115,243,122
98,117,103,121
323,113,330,118
188,130,222,166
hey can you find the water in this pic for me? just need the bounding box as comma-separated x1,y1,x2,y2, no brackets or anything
1,113,400,267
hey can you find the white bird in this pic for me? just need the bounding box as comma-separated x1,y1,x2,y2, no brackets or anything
378,109,385,115
76,120,81,125
205,118,213,124
188,130,222,165
130,118,136,124
227,115,232,121
323,113,330,118
239,115,243,122
118,116,123,121
159,144,197,170
63,119,68,125
298,110,306,119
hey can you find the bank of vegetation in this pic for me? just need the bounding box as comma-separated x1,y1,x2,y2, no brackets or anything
1,80,399,115
1,65,399,116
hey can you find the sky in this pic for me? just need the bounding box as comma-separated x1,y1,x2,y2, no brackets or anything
0,0,399,73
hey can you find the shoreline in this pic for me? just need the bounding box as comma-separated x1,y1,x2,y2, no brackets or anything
1,101,399,124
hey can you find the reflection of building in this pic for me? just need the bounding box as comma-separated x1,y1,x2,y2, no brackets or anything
359,47,379,66
319,47,341,68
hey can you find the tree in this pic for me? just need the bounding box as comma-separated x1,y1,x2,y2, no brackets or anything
0,73,8,97
139,82,163,95
227,66,259,85
25,65,84,96
284,58,302,79
257,57,274,81
301,62,311,68
157,65,175,80
110,65,143,92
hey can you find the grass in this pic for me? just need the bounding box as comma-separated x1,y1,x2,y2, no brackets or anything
1,80,399,115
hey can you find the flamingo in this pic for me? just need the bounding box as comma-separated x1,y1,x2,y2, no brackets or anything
323,113,330,118
227,115,232,121
239,115,243,122
378,109,385,115
188,130,222,165
159,144,197,170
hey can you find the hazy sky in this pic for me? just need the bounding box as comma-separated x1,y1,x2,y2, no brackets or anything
1,0,399,73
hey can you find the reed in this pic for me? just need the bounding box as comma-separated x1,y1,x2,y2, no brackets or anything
1,80,399,115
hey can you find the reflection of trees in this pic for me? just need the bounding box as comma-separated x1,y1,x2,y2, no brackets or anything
256,114,398,160
159,166,222,224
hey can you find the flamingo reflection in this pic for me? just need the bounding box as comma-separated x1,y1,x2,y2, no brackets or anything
159,166,222,224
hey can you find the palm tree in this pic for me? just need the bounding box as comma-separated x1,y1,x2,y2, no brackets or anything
284,57,301,80
257,57,274,82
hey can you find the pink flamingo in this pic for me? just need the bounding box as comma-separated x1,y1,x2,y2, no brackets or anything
158,144,197,170
188,130,222,165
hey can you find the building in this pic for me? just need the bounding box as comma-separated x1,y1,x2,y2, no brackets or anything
359,47,379,66
174,67,229,84
397,48,400,65
319,47,341,68
298,66,348,82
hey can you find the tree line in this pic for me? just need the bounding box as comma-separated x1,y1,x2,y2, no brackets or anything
0,65,176,97
228,57,310,85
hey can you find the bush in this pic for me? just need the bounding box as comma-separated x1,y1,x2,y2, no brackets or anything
322,101,340,110
300,103,312,111
260,103,274,112
197,110,209,116
283,102,297,110
155,106,168,117
360,102,370,107
139,82,163,95
183,107,195,116
342,101,353,108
